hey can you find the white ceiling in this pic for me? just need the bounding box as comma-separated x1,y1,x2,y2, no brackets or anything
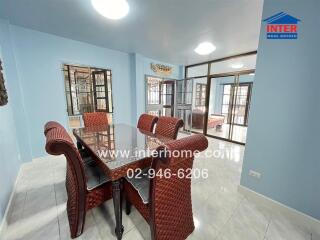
0,0,264,65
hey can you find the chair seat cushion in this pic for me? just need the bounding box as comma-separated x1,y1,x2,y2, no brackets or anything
125,168,150,204
83,157,111,190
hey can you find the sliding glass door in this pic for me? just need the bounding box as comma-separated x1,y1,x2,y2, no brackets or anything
207,76,233,140
184,52,257,144
175,78,193,132
230,74,253,143
191,77,208,133
206,73,254,144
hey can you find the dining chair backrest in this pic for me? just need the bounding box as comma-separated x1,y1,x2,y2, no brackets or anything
83,112,108,127
149,134,208,240
44,122,87,235
44,121,65,135
154,116,184,139
137,114,158,132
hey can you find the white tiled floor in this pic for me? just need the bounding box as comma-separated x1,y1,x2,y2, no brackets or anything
192,124,248,143
0,136,314,240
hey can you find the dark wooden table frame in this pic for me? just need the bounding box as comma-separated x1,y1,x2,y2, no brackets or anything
75,137,125,240
73,127,167,240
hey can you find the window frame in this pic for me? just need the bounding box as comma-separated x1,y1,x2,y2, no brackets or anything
195,83,207,107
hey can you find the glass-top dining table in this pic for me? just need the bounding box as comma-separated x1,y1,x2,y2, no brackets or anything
73,124,172,240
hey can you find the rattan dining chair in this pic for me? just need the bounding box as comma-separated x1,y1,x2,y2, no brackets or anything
83,112,108,127
137,114,159,132
155,116,184,140
124,134,208,240
44,121,65,135
44,121,89,158
44,121,112,238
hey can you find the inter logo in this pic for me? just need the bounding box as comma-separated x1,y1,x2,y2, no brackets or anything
263,12,300,39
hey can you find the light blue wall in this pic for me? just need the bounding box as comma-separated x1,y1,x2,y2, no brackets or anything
0,21,183,160
8,24,135,158
0,20,32,162
0,20,26,223
133,53,183,121
241,0,320,220
0,101,21,222
0,21,182,222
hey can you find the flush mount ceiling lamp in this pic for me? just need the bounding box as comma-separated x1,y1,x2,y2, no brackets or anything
194,42,216,55
231,63,244,69
92,0,129,20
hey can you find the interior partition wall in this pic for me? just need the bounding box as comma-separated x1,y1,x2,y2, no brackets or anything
184,51,257,144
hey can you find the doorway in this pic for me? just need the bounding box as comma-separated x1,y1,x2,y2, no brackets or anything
184,51,257,144
207,73,253,144
145,76,175,116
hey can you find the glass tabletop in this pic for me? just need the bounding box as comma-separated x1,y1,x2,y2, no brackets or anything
73,124,172,170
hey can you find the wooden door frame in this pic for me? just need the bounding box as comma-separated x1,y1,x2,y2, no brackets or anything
92,70,109,112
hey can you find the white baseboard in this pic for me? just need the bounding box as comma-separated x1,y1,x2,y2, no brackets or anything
238,185,320,237
0,166,23,237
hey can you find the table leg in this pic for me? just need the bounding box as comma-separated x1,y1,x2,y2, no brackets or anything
112,180,124,240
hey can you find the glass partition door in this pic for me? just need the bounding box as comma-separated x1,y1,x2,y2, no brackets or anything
206,73,254,144
207,76,235,140
145,76,175,117
175,78,193,132
191,77,208,133
185,52,257,144
230,74,253,143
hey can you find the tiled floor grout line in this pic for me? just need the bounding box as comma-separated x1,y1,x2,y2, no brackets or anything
263,218,271,239
90,210,103,240
53,181,62,240
19,173,28,222
121,219,135,237
214,195,246,239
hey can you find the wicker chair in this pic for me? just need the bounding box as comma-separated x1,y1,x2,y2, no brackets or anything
155,116,184,140
124,134,208,240
83,112,108,127
44,121,65,135
44,122,112,238
137,114,159,132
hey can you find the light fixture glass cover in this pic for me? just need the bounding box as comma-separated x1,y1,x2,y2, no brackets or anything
231,63,244,69
194,42,216,55
92,0,129,20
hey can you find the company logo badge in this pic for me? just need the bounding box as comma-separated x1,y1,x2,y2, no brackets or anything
263,12,300,39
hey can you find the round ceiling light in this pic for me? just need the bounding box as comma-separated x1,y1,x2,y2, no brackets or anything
231,63,244,69
92,0,130,20
194,42,216,55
